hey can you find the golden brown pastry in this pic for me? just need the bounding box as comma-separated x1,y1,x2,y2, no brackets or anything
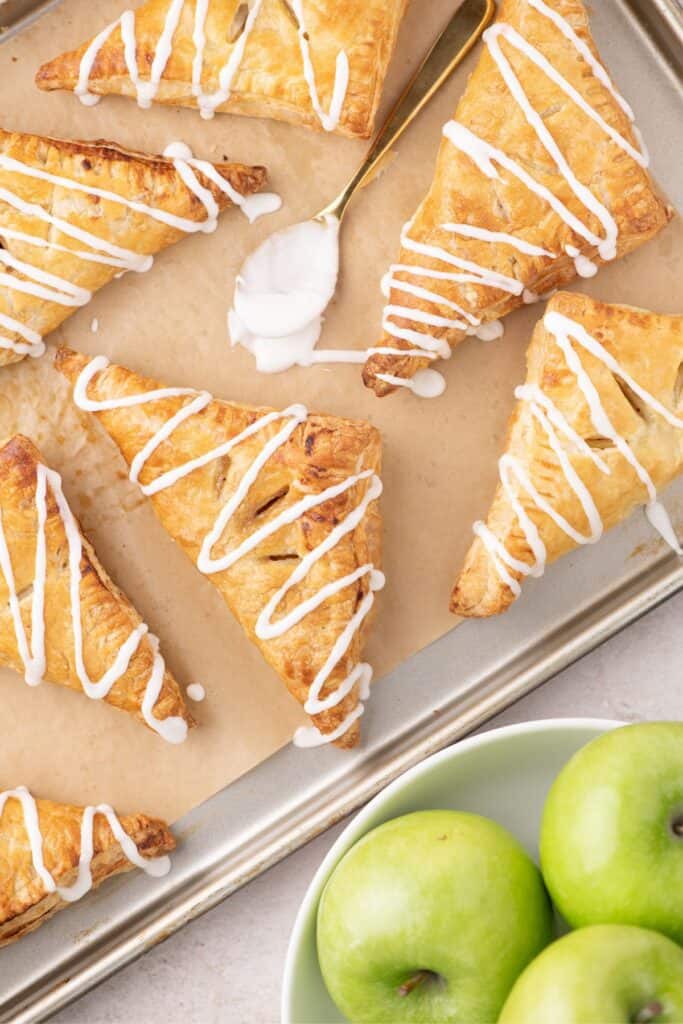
452,292,683,617
35,0,408,139
0,786,174,947
56,348,384,750
364,0,672,396
0,128,266,368
0,435,193,741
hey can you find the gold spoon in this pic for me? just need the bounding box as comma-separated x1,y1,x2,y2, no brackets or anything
317,0,496,226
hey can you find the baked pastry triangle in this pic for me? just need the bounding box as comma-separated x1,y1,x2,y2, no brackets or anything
0,435,193,741
35,0,408,139
364,0,671,396
56,348,384,749
0,128,266,368
0,785,174,946
451,292,683,617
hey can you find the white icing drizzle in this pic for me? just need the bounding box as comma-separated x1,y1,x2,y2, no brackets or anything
73,356,385,748
378,0,649,385
0,787,170,903
0,142,271,357
186,682,206,702
474,311,683,596
376,369,447,399
76,0,350,132
0,462,188,743
471,320,504,342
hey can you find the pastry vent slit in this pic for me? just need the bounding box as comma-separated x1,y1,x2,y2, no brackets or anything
615,377,650,422
16,583,34,604
539,101,563,119
585,436,615,451
213,455,232,498
268,553,299,562
278,0,300,30
228,3,249,43
254,486,290,519
674,362,683,408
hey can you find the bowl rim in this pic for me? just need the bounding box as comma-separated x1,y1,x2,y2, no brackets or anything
281,716,624,1022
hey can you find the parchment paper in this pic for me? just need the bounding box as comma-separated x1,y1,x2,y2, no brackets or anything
0,0,680,823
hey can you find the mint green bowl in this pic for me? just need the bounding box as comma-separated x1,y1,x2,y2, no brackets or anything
281,718,622,1024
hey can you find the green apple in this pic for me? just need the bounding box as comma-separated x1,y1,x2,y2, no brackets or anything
540,722,683,943
316,810,553,1023
499,924,683,1023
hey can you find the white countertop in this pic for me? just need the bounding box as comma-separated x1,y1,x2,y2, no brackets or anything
53,592,682,1024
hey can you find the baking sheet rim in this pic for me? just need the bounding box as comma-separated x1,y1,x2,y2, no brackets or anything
0,0,681,1019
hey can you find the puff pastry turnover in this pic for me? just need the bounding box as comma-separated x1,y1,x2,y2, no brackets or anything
56,348,384,750
364,0,671,396
0,128,266,368
0,435,193,741
0,786,174,947
36,0,408,139
451,292,683,617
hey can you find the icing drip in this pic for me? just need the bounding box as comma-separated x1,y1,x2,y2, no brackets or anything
186,683,206,702
379,0,649,384
73,356,385,748
76,0,350,132
474,311,683,595
0,462,187,743
470,320,504,342
565,245,598,279
375,369,447,399
0,142,273,358
0,787,171,903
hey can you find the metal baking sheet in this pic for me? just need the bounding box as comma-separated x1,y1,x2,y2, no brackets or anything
1,0,682,1020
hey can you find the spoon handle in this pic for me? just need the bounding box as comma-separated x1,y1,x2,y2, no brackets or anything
320,0,496,221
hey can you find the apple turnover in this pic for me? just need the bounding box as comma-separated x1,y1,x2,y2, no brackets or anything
0,129,266,368
56,348,384,750
0,786,174,947
364,0,671,396
451,292,683,617
36,0,408,139
0,435,193,741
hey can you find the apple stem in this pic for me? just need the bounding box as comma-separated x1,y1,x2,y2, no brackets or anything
633,1000,664,1023
398,970,434,998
